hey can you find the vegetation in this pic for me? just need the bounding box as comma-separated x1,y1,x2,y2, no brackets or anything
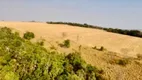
137,54,142,59
47,21,142,38
50,45,57,50
59,39,71,48
23,31,35,40
64,39,71,48
0,27,104,80
116,58,130,66
99,46,105,51
36,38,45,46
92,46,105,51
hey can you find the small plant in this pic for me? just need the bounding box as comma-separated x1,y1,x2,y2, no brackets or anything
134,61,141,65
76,35,80,42
92,46,106,51
116,58,129,66
137,54,142,59
50,45,57,50
62,32,67,38
92,46,97,49
37,38,45,46
64,39,70,48
23,31,35,40
99,46,104,51
59,39,71,48
78,45,82,52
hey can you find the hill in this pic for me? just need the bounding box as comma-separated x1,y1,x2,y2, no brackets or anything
0,27,105,80
0,21,142,57
0,21,142,80
47,22,142,38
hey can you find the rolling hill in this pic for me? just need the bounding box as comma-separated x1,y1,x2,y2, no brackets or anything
0,21,142,80
0,21,142,57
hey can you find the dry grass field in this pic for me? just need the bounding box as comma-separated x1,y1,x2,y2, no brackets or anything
0,21,142,57
0,21,142,80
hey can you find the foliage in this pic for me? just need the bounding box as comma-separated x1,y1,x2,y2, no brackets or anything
0,27,104,80
59,39,71,48
47,21,142,38
137,54,142,59
50,45,57,50
64,39,70,48
23,31,35,40
36,38,45,46
92,46,105,51
92,46,97,49
116,58,129,66
99,46,105,51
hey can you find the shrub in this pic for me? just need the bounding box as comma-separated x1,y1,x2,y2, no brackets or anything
23,31,35,40
78,45,82,52
137,54,142,59
36,39,45,46
92,46,97,49
87,64,96,73
64,39,70,48
99,46,104,51
116,59,129,66
50,45,57,50
59,39,71,48
0,27,104,80
92,46,106,51
62,32,67,38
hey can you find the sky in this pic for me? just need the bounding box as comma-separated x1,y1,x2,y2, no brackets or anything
0,0,142,29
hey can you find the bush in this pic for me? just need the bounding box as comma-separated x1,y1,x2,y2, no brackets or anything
50,45,57,50
59,39,71,48
116,59,129,66
23,31,35,40
92,46,106,51
92,46,97,49
64,39,70,48
36,39,45,46
0,27,104,80
137,54,142,59
99,46,105,51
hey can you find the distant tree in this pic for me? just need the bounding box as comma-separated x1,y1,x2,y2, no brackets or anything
47,21,142,38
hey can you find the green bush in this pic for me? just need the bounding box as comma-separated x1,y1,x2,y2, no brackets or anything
23,31,35,40
36,39,45,46
0,27,104,80
64,39,70,48
50,45,57,50
59,39,71,48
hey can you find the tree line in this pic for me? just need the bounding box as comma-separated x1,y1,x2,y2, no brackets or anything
47,21,142,38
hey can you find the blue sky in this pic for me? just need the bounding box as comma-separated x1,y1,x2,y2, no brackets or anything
0,0,142,29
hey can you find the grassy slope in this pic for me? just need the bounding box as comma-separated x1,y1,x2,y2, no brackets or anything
0,27,104,80
0,21,142,80
0,21,142,57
